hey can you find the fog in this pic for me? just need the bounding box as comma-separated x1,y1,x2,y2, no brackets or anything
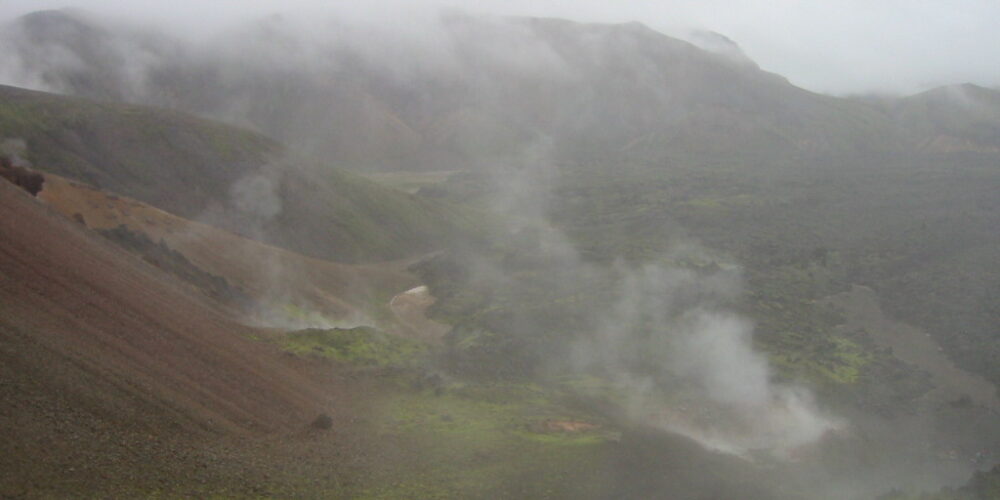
1,1,997,498
475,143,839,457
2,0,999,95
570,260,840,457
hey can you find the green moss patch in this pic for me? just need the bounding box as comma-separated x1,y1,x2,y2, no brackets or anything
357,381,614,499
281,327,428,368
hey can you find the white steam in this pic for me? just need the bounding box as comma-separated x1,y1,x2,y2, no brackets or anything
230,172,283,220
472,126,841,459
0,138,31,167
572,261,840,458
192,168,374,330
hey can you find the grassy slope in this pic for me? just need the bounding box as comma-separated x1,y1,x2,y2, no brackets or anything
0,84,277,210
0,84,483,263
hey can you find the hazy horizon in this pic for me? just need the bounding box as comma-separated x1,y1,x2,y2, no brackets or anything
1,0,998,96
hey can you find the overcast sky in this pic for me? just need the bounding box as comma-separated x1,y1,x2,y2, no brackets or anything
2,0,998,96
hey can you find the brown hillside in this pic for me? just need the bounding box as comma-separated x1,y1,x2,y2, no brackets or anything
0,179,334,452
0,178,429,497
37,173,417,326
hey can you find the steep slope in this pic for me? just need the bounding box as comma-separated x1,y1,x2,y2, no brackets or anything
37,171,419,326
0,180,329,436
0,179,359,495
0,84,479,262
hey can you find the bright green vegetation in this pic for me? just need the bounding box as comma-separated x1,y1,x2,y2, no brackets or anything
768,336,872,385
273,328,790,499
281,327,428,368
356,381,613,499
275,322,622,498
351,375,808,500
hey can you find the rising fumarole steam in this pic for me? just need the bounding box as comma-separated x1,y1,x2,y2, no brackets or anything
572,262,840,457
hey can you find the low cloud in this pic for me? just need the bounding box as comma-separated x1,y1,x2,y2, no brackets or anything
1,0,998,95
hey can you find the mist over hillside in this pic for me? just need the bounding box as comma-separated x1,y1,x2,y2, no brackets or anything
1,5,998,500
8,8,999,171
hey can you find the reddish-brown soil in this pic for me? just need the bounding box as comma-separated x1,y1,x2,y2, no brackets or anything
533,420,600,433
0,181,373,496
37,173,417,325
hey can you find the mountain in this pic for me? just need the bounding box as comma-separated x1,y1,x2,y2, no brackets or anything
892,83,1000,153
0,84,480,263
7,9,1000,171
0,9,908,169
3,8,1000,498
8,6,994,410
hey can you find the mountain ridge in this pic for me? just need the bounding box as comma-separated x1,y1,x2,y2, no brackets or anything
10,8,989,168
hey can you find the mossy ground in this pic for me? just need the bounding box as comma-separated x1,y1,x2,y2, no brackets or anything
276,325,616,498
281,327,428,368
357,380,613,499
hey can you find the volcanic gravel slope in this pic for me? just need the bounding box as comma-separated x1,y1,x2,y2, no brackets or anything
37,172,417,324
0,180,339,495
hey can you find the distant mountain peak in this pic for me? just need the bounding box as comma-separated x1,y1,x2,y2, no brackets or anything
17,7,98,32
685,29,758,69
912,82,1000,109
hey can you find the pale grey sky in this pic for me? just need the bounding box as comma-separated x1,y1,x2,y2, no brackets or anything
2,0,998,95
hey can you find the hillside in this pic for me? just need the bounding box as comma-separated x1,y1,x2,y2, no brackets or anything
6,10,1000,171
2,172,813,499
2,7,999,498
36,171,419,328
0,179,336,494
892,84,1000,153
0,9,905,169
0,84,480,263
